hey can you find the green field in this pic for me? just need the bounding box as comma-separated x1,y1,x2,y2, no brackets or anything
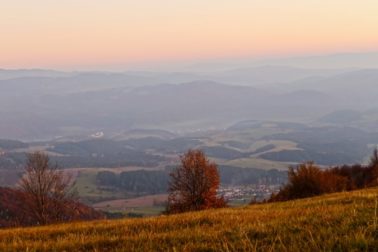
1,188,378,251
73,170,128,203
122,206,166,217
224,157,292,170
73,169,151,203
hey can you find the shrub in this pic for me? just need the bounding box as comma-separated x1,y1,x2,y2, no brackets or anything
269,150,378,202
269,162,347,201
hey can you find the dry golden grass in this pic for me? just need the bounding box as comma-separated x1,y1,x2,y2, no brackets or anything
1,188,378,251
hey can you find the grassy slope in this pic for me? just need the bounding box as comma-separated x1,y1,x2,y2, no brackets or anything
1,188,378,251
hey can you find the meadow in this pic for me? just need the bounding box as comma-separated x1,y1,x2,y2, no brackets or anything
0,188,377,251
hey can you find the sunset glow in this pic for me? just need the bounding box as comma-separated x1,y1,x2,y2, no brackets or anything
1,0,378,69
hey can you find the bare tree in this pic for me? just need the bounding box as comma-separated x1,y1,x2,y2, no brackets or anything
370,148,378,167
167,150,226,214
369,148,378,186
19,152,75,225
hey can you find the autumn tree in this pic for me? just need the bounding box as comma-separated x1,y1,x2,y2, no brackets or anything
269,162,348,202
167,150,226,214
19,152,75,225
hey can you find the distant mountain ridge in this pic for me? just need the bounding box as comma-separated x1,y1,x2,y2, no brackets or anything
1,67,378,140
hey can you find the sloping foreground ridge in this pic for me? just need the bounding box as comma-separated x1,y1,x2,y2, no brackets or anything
1,188,378,251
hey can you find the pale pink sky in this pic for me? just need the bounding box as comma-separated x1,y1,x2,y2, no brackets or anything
1,0,378,69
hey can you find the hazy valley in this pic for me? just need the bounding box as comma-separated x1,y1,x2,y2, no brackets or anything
2,60,378,217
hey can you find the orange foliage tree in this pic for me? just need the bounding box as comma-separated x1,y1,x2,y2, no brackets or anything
269,149,378,202
269,162,348,202
167,150,226,214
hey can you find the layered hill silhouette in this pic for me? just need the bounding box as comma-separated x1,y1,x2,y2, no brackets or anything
2,68,378,140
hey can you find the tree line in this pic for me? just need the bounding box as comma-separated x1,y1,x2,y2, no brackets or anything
96,166,286,195
0,150,227,226
3,147,378,227
268,149,378,202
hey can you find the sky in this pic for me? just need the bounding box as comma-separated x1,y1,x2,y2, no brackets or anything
1,0,378,70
